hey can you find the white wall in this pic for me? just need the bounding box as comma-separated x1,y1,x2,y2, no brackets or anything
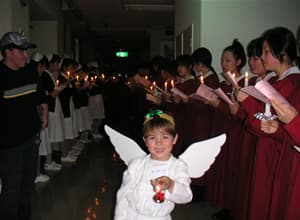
0,0,12,36
0,0,29,37
201,0,300,74
175,0,300,74
11,0,29,37
150,26,174,59
175,0,201,51
29,0,65,56
30,21,59,54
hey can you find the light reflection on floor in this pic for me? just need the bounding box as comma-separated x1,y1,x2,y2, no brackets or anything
32,138,217,220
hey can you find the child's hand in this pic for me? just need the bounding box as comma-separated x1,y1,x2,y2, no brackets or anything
151,176,174,193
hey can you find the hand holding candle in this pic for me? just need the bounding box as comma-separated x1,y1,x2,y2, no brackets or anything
200,75,204,84
244,72,249,87
151,176,174,203
164,81,168,92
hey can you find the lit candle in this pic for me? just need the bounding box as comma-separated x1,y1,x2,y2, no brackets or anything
232,73,236,81
171,80,174,88
76,75,79,81
164,81,168,92
95,197,100,206
112,76,116,80
200,75,204,84
84,76,88,82
150,85,153,91
264,103,272,117
101,73,105,80
244,72,249,87
153,81,156,87
56,80,59,86
145,75,148,80
94,76,98,80
67,71,70,79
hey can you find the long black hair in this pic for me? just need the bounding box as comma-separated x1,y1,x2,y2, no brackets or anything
261,27,300,68
223,39,246,71
192,47,216,73
247,37,263,58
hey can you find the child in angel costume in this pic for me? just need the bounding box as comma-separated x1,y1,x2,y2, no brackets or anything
105,110,226,220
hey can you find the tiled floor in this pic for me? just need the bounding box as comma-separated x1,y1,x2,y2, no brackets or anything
32,138,217,220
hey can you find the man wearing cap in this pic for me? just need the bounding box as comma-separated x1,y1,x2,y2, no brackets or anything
0,32,46,219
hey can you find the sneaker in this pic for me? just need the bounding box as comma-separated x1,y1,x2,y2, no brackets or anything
44,162,62,171
93,133,103,140
52,161,63,169
68,149,81,157
61,155,77,163
80,131,92,143
34,174,50,183
72,142,84,151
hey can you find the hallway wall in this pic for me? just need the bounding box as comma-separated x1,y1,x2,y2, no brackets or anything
175,0,300,74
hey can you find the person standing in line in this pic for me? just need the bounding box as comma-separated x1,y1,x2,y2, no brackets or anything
0,32,46,220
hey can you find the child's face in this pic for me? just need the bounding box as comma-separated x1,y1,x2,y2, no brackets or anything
144,128,178,161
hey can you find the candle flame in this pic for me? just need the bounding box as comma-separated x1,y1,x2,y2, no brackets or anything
200,75,204,84
171,80,174,88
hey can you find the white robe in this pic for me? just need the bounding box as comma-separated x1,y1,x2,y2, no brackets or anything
114,155,193,220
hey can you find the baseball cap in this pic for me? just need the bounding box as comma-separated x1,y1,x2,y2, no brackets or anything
0,32,36,50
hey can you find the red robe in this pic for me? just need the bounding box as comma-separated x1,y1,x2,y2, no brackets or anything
207,78,247,209
241,73,300,220
232,74,277,220
188,73,220,186
161,78,199,156
271,94,300,220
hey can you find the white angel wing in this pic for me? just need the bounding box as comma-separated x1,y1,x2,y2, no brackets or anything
104,125,147,165
179,134,226,178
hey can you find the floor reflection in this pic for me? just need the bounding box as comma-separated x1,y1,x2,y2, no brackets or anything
32,138,217,220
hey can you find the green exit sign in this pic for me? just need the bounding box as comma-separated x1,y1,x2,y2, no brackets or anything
116,51,128,57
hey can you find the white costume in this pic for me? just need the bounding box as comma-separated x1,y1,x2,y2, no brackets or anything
115,155,193,220
105,125,225,220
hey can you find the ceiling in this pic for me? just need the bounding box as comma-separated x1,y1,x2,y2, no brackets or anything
30,0,175,39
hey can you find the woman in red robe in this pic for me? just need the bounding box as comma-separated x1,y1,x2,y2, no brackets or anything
160,55,199,156
207,40,248,217
260,89,300,220
237,27,300,220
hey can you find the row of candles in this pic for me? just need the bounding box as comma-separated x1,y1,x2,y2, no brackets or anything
230,71,249,87
56,72,106,86
147,71,250,94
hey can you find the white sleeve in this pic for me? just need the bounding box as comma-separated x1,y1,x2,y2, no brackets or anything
114,160,138,220
165,160,193,204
